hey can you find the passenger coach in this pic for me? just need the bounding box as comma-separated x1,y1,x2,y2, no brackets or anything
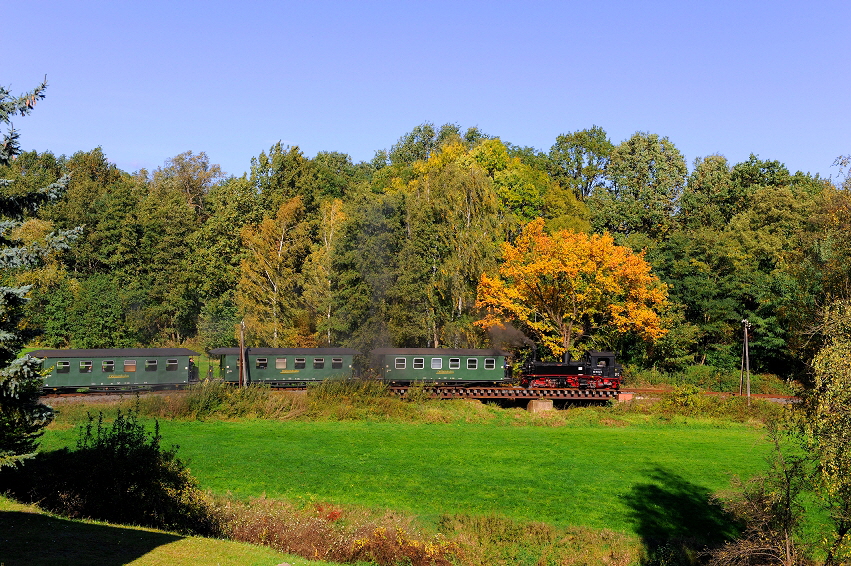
31,348,200,391
373,348,510,385
209,347,360,386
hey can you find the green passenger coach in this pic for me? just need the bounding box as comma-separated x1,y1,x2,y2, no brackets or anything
373,348,510,385
30,348,200,391
209,348,360,386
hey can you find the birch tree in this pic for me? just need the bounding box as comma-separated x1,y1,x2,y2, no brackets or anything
235,196,310,347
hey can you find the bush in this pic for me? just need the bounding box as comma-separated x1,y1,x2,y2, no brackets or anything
626,365,794,395
211,496,456,566
0,407,215,535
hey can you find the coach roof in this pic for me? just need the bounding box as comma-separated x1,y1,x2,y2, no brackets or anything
29,348,200,358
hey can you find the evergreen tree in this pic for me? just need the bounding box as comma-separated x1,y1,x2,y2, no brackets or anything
0,80,78,467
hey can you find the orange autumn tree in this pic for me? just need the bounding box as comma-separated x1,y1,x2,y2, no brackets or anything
475,218,668,358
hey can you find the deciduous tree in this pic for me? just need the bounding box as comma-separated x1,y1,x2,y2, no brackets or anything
798,300,851,565
151,150,223,217
235,196,311,347
475,218,667,358
589,132,686,242
302,198,346,345
548,126,613,199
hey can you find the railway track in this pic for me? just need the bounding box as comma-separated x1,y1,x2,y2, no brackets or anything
389,385,626,400
43,386,795,404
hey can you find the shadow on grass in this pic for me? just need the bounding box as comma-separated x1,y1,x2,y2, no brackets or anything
623,467,737,565
0,509,183,566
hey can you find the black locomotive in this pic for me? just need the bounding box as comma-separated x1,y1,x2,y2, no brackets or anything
520,348,622,390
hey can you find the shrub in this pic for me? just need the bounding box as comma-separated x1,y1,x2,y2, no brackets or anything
0,407,215,535
211,496,456,565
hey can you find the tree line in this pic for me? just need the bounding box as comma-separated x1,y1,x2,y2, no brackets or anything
2,120,847,381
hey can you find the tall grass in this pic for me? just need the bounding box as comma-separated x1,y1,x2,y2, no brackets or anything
209,497,641,566
131,380,309,420
626,365,795,395
211,496,456,566
44,378,785,429
124,378,507,423
623,384,787,423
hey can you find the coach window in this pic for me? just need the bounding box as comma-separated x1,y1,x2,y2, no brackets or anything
431,358,443,369
413,358,424,369
145,360,157,371
395,358,406,369
467,358,478,370
331,358,343,369
484,358,496,370
449,358,460,370
80,361,93,373
256,358,268,370
124,360,137,372
102,360,115,372
276,358,287,369
313,358,325,369
294,358,306,369
57,361,70,373
166,359,178,371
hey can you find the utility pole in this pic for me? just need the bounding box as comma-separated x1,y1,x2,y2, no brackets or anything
239,320,247,387
742,319,751,407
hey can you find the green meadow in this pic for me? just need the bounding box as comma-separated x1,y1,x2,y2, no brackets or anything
41,412,771,536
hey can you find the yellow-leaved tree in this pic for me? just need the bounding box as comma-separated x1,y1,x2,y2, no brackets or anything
475,218,668,358
235,196,311,347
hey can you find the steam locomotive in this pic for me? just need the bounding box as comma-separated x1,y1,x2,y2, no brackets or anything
520,348,622,390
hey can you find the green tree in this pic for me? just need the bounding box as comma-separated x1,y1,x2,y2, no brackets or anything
388,122,461,166
330,190,406,352
395,141,503,347
129,167,203,344
188,176,259,350
589,131,687,243
250,143,317,214
679,155,735,229
44,149,142,276
0,80,78,467
150,150,223,217
548,125,613,199
310,151,367,199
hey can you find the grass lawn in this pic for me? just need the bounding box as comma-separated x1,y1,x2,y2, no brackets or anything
0,496,345,566
42,415,771,536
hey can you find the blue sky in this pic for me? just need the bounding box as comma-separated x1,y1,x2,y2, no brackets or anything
5,0,849,181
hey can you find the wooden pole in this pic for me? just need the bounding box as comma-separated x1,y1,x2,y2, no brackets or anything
743,319,751,407
239,320,247,387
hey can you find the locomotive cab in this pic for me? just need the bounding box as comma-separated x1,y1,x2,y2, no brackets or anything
585,351,622,389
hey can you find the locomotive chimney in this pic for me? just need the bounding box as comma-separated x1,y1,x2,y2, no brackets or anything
563,351,571,363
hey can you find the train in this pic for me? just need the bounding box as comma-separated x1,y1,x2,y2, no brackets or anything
520,349,622,390
30,345,621,392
